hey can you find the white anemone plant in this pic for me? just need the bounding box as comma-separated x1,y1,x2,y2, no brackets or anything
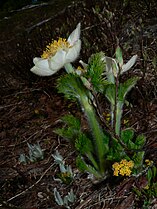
30,23,81,76
31,24,146,181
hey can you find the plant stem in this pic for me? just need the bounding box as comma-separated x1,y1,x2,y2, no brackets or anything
80,96,109,175
115,101,123,136
114,75,119,135
87,152,99,170
64,63,75,74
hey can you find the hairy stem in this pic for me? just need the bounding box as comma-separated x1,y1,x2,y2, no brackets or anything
115,101,123,136
64,63,75,74
80,96,109,174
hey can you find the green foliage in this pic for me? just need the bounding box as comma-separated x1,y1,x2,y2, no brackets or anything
54,115,81,143
105,76,139,135
86,52,108,93
118,76,139,101
146,165,157,192
55,45,146,181
121,129,146,151
105,84,115,105
116,46,123,67
121,128,134,142
107,139,126,161
132,151,145,173
133,164,157,208
76,155,102,178
135,134,146,149
75,132,93,154
57,73,88,102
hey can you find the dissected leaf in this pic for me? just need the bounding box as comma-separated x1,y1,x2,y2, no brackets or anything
135,134,146,148
61,115,81,129
54,115,81,142
76,156,101,178
105,84,116,105
121,128,135,145
132,151,144,172
75,132,93,154
147,168,153,185
87,52,108,93
57,73,89,102
118,76,139,101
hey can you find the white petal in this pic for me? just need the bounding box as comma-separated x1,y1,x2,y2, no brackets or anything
31,58,55,76
33,57,43,65
30,65,54,76
35,58,49,69
67,23,81,46
65,40,81,63
49,50,66,71
104,56,118,80
121,55,137,74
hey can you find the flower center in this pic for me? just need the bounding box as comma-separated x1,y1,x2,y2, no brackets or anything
41,38,70,59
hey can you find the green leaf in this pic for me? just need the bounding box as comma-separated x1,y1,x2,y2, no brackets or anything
127,140,137,150
121,128,134,145
87,52,108,93
75,133,93,154
118,76,139,101
105,84,116,105
54,114,81,143
76,156,101,178
61,115,81,130
57,73,89,102
135,134,146,149
153,182,157,196
106,138,127,161
152,166,157,179
116,46,123,67
132,151,144,173
147,168,153,185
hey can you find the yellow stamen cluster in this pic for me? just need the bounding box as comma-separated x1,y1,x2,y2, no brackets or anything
77,66,85,72
112,159,134,176
41,38,70,59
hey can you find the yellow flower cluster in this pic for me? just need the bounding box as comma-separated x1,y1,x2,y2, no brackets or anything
41,38,70,59
112,159,134,176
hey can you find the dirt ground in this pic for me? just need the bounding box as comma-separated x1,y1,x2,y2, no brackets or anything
0,1,157,208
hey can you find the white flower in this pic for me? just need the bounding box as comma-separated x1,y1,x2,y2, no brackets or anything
103,54,137,83
30,23,81,76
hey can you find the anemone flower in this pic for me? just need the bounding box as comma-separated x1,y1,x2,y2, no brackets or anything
30,23,81,76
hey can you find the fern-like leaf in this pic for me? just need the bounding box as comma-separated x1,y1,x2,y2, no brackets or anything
118,76,139,101
87,52,108,93
57,73,89,102
54,114,81,143
75,132,93,154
